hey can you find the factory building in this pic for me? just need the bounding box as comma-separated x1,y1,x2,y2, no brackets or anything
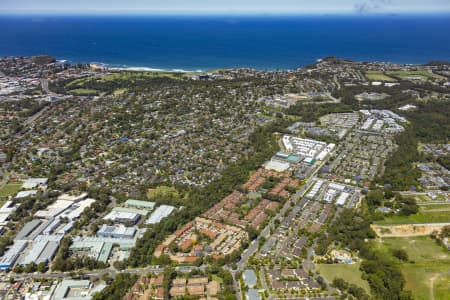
103,210,140,224
97,224,136,239
145,205,176,224
0,240,28,270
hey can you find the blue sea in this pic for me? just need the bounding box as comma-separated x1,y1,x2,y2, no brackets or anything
1,15,450,71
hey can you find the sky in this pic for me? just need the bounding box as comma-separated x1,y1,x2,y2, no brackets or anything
1,0,450,15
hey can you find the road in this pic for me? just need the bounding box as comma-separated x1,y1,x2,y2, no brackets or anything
237,148,334,271
11,265,165,281
237,171,324,270
23,105,50,126
7,136,337,298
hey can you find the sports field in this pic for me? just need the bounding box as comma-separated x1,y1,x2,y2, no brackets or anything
365,71,397,82
386,70,446,81
316,262,370,293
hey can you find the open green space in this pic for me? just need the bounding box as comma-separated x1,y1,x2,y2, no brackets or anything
68,88,99,96
147,185,179,200
433,274,450,300
386,70,446,81
0,183,22,198
316,262,370,293
378,236,450,300
420,203,450,213
102,71,182,81
364,71,397,82
212,274,224,284
375,205,450,225
66,71,182,89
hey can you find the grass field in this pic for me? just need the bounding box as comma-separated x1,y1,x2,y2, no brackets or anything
103,71,182,81
66,71,182,89
365,71,397,82
212,274,224,284
375,205,450,225
113,88,128,95
68,88,99,96
0,183,22,198
316,262,370,293
378,236,450,300
420,203,450,213
433,274,450,300
147,185,179,200
386,70,446,81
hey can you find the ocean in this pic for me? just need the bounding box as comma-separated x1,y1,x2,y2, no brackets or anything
1,15,450,71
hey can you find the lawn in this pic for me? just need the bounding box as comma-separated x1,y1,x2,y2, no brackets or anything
365,71,397,82
0,183,22,198
147,185,179,200
386,70,446,81
212,274,224,284
102,71,182,81
375,205,450,225
433,274,450,300
68,88,99,96
378,236,450,300
113,88,128,96
420,203,450,213
316,262,370,293
66,71,182,90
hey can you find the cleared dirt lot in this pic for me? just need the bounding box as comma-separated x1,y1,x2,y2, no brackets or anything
371,223,450,237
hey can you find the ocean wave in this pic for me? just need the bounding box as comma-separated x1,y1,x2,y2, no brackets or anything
105,64,201,73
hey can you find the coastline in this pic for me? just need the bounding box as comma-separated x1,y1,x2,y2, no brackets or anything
50,57,449,73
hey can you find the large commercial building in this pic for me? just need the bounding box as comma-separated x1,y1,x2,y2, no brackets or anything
124,199,155,211
53,279,106,300
15,219,43,240
19,234,63,266
0,240,28,270
21,178,48,189
0,201,17,226
97,224,136,239
282,135,327,160
14,190,38,199
103,210,140,224
70,236,136,263
59,197,96,220
34,193,92,219
145,205,175,224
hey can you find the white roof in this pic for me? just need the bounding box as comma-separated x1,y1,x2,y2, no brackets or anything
336,192,350,206
59,198,96,220
15,190,38,199
104,210,140,221
264,160,290,172
22,178,48,189
34,200,73,219
146,205,175,224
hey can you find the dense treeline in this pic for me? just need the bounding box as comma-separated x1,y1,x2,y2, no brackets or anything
286,102,353,121
315,209,375,255
366,190,418,216
52,237,108,271
378,127,421,190
437,155,450,170
92,273,138,300
315,209,412,299
359,245,412,300
379,101,450,190
331,278,370,300
404,101,450,143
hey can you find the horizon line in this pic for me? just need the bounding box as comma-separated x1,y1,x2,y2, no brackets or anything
1,12,450,17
